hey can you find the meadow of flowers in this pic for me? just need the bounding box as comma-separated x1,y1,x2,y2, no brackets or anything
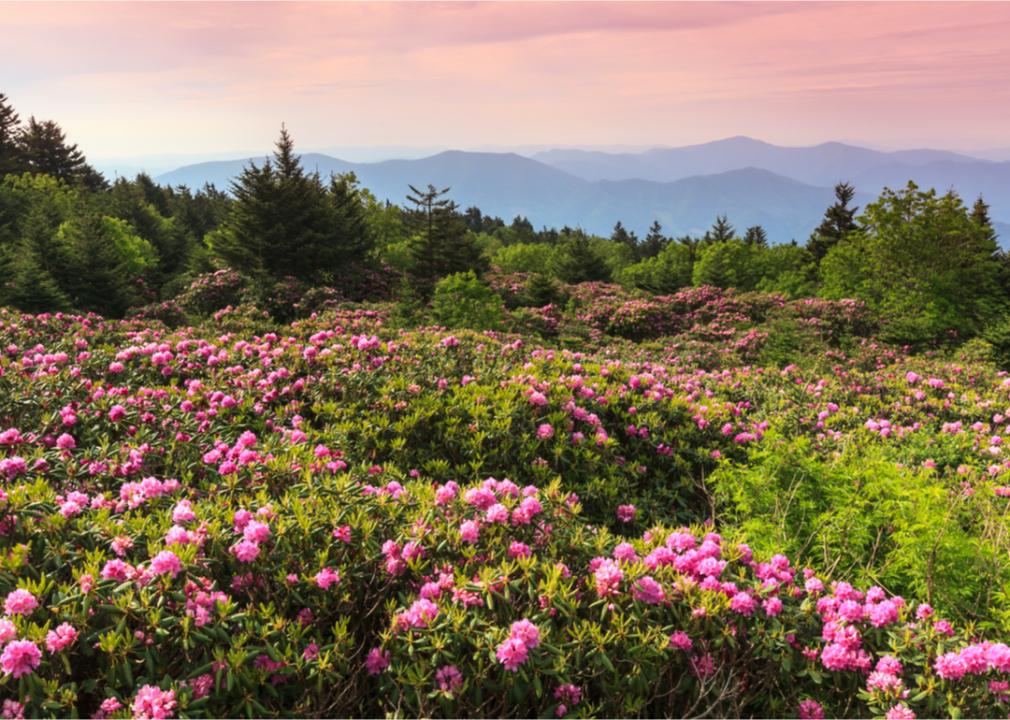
5,288,1010,718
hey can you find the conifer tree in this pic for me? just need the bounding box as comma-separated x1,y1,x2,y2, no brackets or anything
405,183,482,290
329,171,373,265
972,195,998,245
610,221,638,254
0,93,22,178
16,117,104,189
744,225,769,247
703,215,736,244
640,220,667,258
212,126,338,284
807,182,859,261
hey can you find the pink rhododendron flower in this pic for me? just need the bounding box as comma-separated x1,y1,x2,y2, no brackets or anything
495,636,529,672
3,590,37,617
798,699,825,720
365,647,390,675
616,504,636,522
315,567,341,590
44,623,78,653
436,664,463,694
131,685,177,719
150,550,182,578
0,640,41,678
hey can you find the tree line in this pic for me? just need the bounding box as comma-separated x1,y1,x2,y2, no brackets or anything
0,91,1007,344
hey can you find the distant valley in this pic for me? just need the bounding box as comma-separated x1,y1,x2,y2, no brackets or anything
155,137,1010,244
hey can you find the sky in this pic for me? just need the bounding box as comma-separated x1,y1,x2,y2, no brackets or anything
4,1,1010,163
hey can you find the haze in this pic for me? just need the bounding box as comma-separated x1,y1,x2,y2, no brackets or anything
4,1,1010,164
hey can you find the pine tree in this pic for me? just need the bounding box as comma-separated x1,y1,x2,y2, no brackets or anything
703,215,735,244
212,126,340,284
405,183,482,290
972,195,998,244
744,225,769,247
329,171,373,266
16,117,104,189
640,221,667,258
550,230,609,283
0,93,22,178
510,215,535,244
611,221,638,254
807,182,859,262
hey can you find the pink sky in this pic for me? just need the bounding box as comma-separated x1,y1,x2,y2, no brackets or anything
3,1,1010,157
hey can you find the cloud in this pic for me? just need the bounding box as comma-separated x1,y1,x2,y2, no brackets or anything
2,1,1009,155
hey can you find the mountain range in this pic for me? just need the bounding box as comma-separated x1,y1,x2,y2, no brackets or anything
155,137,1010,245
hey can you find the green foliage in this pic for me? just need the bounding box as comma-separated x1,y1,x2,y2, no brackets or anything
617,240,694,293
691,238,761,290
212,127,372,286
431,271,505,330
820,182,1003,344
711,438,1006,623
405,184,484,290
490,242,555,274
550,233,610,283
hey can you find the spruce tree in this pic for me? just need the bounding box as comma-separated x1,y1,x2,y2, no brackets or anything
329,171,373,266
704,215,735,244
16,117,104,189
405,183,482,290
212,126,338,284
611,221,638,254
641,221,667,258
972,195,998,245
0,93,22,178
807,182,859,261
744,225,769,247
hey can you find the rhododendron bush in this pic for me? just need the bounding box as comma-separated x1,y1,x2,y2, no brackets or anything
4,305,1010,717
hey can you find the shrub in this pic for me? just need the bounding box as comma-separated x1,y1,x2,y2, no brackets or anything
431,272,505,331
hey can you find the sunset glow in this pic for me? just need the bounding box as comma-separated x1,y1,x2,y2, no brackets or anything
3,1,1010,156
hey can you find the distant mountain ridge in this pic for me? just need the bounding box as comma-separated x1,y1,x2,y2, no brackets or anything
155,137,1010,245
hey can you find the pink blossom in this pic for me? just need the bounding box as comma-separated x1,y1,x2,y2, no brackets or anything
150,550,182,578
231,540,261,563
593,558,623,597
459,520,480,544
315,567,341,590
509,619,541,648
365,647,390,675
632,576,665,605
131,685,177,719
0,640,40,678
616,504,636,523
44,623,78,653
436,664,463,694
798,699,825,720
496,636,530,671
669,631,693,651
3,590,37,617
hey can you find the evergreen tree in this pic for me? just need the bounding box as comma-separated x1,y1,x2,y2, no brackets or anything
744,225,769,247
329,171,373,266
703,215,735,244
212,126,340,284
16,117,104,189
405,183,482,289
550,231,610,283
972,195,998,244
0,93,21,178
510,215,535,244
807,182,859,262
610,221,638,254
640,220,667,258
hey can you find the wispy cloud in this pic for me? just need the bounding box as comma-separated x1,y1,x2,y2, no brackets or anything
2,1,1008,156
